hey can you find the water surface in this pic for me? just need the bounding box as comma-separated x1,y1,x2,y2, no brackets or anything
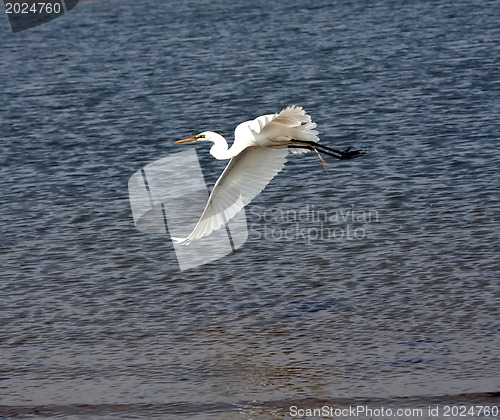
1,0,499,418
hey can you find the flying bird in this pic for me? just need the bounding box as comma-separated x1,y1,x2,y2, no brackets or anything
173,106,365,244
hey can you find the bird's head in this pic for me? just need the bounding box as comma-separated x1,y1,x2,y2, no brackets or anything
174,131,229,159
174,131,218,144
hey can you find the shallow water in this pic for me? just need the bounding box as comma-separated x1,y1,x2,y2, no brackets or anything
1,0,499,418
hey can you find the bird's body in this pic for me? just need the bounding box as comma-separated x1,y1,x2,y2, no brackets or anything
183,106,320,160
173,106,365,244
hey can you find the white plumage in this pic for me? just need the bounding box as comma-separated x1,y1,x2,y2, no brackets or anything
172,106,365,244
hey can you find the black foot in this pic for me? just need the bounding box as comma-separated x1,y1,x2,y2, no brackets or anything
339,146,366,160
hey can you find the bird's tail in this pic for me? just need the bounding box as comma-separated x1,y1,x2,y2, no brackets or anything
273,106,319,154
276,106,319,141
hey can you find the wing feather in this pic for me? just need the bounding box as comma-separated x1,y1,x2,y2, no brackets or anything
234,105,319,149
173,146,288,244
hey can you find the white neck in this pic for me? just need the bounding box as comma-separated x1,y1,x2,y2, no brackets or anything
204,132,244,160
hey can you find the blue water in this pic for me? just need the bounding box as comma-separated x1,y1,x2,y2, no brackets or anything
1,0,499,418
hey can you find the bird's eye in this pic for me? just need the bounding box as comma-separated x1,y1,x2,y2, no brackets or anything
196,134,205,139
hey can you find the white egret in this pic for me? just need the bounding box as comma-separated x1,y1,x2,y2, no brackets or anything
173,106,365,244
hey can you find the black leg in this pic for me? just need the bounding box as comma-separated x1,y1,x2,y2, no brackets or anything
289,140,366,160
337,146,367,160
288,145,342,160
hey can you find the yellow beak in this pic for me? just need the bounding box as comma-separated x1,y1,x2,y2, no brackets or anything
174,137,198,144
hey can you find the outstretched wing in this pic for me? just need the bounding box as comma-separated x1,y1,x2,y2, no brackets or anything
172,146,288,244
